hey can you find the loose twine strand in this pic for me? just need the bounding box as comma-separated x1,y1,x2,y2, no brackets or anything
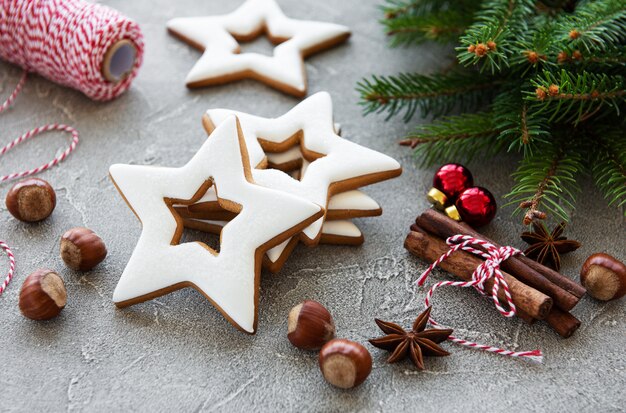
0,241,16,297
0,74,80,182
417,234,544,363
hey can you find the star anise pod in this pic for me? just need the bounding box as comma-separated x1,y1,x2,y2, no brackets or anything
368,307,452,370
521,221,581,271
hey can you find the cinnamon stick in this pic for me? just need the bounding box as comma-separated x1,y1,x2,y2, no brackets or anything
415,209,583,311
418,209,585,297
519,255,585,297
405,229,553,320
544,308,581,338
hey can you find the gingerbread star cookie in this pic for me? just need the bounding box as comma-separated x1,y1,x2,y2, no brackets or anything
201,92,402,271
179,188,382,221
167,0,350,96
109,116,322,333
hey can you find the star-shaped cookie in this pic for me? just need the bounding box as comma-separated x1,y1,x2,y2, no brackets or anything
201,92,402,270
167,0,350,96
109,116,322,333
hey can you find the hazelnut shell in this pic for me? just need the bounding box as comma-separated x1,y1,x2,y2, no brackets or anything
581,253,626,301
5,178,56,222
60,227,107,271
19,269,67,320
319,339,372,389
288,300,335,350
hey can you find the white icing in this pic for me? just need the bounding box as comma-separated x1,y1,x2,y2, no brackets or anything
187,219,229,228
167,0,350,94
266,238,290,262
205,91,402,243
185,218,361,238
300,158,310,179
197,186,218,203
191,187,379,214
327,190,379,211
321,220,362,238
109,116,321,333
266,145,302,165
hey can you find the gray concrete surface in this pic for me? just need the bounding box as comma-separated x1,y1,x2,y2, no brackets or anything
1,1,625,412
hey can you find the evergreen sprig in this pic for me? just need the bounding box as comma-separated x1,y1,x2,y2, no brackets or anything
359,0,626,225
592,126,626,210
528,69,626,124
493,91,551,155
357,71,499,122
505,140,582,224
401,112,504,165
557,0,626,53
456,0,536,73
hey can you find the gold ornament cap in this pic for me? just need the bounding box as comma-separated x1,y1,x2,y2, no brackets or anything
426,188,448,210
445,205,462,221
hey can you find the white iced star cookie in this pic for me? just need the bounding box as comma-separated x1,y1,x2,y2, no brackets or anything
184,218,364,246
166,0,350,97
109,116,322,333
177,188,382,221
201,92,402,271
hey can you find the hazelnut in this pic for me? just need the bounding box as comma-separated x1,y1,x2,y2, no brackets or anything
19,269,67,320
318,339,372,389
580,253,626,301
60,227,107,271
5,178,56,222
288,300,335,350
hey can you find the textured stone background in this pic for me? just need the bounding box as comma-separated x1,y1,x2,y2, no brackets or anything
1,1,625,412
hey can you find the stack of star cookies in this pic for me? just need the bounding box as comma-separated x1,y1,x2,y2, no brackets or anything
177,92,402,272
109,92,401,334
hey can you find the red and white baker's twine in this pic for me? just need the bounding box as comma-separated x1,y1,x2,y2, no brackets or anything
0,0,143,182
417,234,544,363
0,241,16,297
0,0,144,101
0,114,79,183
0,71,78,183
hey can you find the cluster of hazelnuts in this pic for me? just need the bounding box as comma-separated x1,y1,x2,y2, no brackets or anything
287,300,372,389
5,178,108,321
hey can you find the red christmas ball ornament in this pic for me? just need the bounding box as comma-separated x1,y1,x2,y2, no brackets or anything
427,163,474,210
445,186,497,227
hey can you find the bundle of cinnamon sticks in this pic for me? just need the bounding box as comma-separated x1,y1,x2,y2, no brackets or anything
404,209,586,338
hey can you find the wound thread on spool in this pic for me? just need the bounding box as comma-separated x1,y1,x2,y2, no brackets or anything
0,0,144,101
0,0,145,183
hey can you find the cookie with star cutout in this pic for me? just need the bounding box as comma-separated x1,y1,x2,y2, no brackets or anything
109,116,323,333
174,188,382,221
196,92,402,272
167,0,350,97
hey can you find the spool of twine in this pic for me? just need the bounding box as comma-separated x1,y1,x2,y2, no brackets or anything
0,0,144,101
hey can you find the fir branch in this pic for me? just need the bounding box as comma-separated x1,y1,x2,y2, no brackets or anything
382,0,434,19
382,0,463,19
509,16,559,75
591,128,626,214
527,69,626,124
401,112,504,165
456,0,535,73
556,46,626,69
383,11,470,46
357,71,499,122
559,0,626,54
505,140,582,224
493,91,550,155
